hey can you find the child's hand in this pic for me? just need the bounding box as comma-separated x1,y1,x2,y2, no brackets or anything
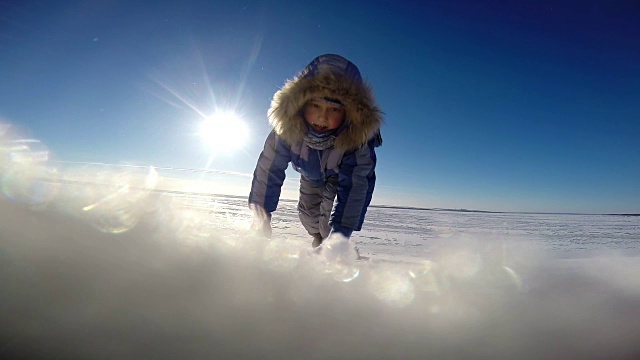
250,204,272,239
319,232,359,264
250,218,272,239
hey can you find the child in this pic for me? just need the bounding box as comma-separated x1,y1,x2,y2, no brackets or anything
249,54,382,248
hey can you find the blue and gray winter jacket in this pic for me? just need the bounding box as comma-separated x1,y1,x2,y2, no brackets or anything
249,54,382,234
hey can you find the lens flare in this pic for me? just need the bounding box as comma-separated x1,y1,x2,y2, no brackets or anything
263,237,302,272
409,260,444,294
369,266,415,308
76,166,159,234
442,250,482,279
0,130,60,208
1,165,61,208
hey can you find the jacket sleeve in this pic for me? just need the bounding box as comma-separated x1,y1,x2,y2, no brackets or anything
248,131,291,213
330,136,378,233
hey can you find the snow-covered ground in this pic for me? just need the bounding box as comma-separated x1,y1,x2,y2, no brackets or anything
1,166,640,359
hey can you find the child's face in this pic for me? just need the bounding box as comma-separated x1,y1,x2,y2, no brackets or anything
303,98,345,133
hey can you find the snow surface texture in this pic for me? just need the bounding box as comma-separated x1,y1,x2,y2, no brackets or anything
1,129,640,358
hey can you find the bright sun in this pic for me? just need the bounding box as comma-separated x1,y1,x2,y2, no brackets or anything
199,111,249,154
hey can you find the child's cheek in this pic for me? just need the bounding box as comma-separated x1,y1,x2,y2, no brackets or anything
303,109,315,123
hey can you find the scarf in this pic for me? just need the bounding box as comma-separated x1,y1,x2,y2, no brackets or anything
303,128,336,150
302,120,350,150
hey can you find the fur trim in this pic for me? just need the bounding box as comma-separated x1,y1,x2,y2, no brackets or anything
268,55,382,152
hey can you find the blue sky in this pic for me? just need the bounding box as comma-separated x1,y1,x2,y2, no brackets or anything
1,0,638,213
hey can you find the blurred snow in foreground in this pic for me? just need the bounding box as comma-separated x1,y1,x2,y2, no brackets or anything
2,122,640,359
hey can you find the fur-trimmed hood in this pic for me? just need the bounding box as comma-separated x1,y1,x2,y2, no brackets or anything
268,54,382,151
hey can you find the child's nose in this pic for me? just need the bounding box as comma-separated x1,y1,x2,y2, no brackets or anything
319,109,330,121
